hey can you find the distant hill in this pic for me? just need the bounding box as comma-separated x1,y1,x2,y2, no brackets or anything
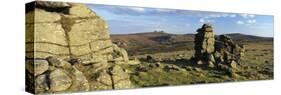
110,32,273,55
111,32,272,44
224,33,273,41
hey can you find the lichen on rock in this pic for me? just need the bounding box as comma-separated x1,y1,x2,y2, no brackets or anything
26,1,134,94
193,23,245,70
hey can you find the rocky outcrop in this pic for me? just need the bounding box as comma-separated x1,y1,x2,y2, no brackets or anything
193,24,245,70
215,35,245,65
112,44,129,63
194,23,216,67
27,57,90,94
26,1,133,94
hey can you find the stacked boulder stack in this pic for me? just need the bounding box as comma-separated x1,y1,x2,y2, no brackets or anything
194,23,216,67
215,35,245,67
26,1,133,94
193,24,245,70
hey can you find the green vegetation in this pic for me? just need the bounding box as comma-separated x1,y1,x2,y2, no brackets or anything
119,40,273,87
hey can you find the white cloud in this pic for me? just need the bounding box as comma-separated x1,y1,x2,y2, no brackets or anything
129,7,146,12
209,14,221,18
240,14,248,18
200,13,238,23
248,14,255,18
240,13,256,19
237,13,257,25
155,9,174,13
247,19,256,24
199,18,214,23
237,21,244,25
199,18,205,23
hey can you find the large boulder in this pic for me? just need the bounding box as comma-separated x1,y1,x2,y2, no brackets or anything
64,66,90,92
49,69,72,92
109,65,132,89
26,1,133,93
112,44,129,63
26,60,49,76
194,23,215,66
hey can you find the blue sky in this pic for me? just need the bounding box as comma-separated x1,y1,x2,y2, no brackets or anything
87,4,274,37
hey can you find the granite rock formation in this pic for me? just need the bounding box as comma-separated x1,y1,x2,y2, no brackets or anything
193,24,245,70
26,1,133,94
194,23,216,67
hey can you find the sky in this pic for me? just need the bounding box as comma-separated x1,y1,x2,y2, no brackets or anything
87,4,274,37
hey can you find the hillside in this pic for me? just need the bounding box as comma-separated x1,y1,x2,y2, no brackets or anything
110,31,273,56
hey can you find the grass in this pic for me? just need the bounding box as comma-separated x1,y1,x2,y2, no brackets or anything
118,40,273,88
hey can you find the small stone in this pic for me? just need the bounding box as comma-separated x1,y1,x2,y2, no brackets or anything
147,55,156,63
217,63,229,71
230,60,237,69
207,54,216,63
208,61,215,68
197,60,203,65
194,67,202,72
155,62,161,67
185,66,193,71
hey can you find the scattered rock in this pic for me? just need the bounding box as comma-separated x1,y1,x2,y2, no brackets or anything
184,66,193,71
208,61,215,68
148,62,161,68
265,60,269,64
136,65,149,72
217,63,229,71
230,60,237,69
197,60,204,65
194,67,202,72
146,55,155,63
155,62,161,67
127,58,141,65
164,65,180,71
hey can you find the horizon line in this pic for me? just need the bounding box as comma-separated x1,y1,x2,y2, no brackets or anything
109,31,274,38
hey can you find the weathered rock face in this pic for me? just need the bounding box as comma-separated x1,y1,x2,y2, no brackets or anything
194,23,216,67
49,69,72,92
193,24,245,70
215,35,245,65
112,44,129,63
26,1,133,94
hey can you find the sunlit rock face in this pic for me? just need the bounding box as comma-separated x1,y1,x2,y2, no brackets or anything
26,1,133,94
193,23,245,69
